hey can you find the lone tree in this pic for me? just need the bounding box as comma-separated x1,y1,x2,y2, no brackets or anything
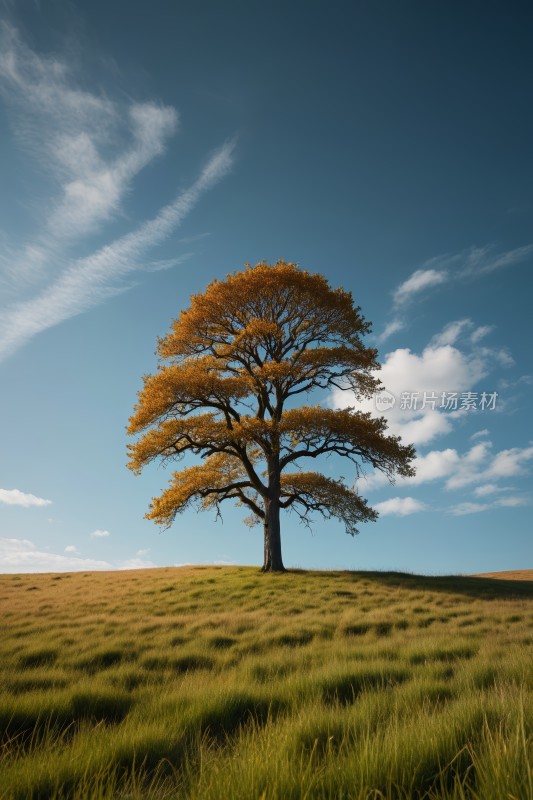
127,261,415,572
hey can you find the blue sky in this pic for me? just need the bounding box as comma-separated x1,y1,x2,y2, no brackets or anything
0,0,532,574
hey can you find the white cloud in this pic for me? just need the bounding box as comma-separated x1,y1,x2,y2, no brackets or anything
412,448,463,486
174,560,237,567
415,441,515,492
0,488,52,507
499,374,533,390
46,102,178,242
484,445,533,481
136,548,151,557
0,537,111,573
476,346,514,368
64,544,78,553
497,496,528,508
459,243,533,278
333,316,511,447
376,318,405,344
0,24,178,252
393,268,448,307
471,325,493,344
0,140,234,362
90,529,111,538
383,245,533,341
473,483,500,497
449,501,490,516
0,24,235,362
360,440,533,496
471,429,490,440
388,408,453,446
334,337,490,446
379,343,487,395
414,244,533,280
449,495,528,516
430,319,473,348
118,557,158,570
374,497,427,516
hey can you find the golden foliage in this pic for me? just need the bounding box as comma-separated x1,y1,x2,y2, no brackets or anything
146,453,255,527
280,472,378,536
127,260,415,537
157,261,370,363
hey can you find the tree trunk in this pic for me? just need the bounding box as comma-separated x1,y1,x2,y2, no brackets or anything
262,497,285,572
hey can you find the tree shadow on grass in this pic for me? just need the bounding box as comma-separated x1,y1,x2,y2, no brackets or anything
284,569,533,600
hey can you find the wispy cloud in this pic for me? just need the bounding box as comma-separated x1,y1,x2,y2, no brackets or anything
449,495,528,516
0,23,177,282
393,268,448,307
458,244,533,278
90,529,111,538
0,488,52,507
470,429,490,441
429,319,474,348
174,560,237,567
473,483,505,497
416,243,533,278
377,243,533,343
0,537,162,573
0,537,112,573
118,557,158,570
376,318,405,344
0,23,235,362
0,141,234,362
470,325,493,344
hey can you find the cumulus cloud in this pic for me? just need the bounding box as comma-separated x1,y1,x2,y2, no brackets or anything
90,529,111,538
0,537,111,573
0,488,52,507
64,545,78,553
374,497,427,516
359,439,533,494
333,316,512,447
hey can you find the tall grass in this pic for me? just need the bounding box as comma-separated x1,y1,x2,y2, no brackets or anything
0,566,531,798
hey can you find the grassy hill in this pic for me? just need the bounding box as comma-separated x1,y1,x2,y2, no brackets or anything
0,566,531,799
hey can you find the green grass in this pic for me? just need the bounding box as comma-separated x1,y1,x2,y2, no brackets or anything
0,566,531,798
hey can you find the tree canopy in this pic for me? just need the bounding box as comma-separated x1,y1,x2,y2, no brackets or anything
127,260,415,571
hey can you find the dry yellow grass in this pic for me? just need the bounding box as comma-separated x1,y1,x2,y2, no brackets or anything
471,569,533,581
0,566,531,799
